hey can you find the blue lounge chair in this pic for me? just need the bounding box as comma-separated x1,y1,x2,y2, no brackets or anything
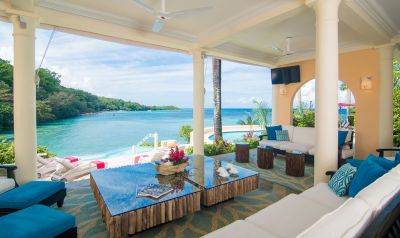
0,204,77,238
0,180,66,215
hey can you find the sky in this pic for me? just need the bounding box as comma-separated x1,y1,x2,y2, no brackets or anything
0,20,352,109
0,20,272,108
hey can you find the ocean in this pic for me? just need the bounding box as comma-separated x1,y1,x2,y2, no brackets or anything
3,108,264,160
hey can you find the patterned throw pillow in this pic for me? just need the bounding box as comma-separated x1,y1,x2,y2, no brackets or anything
275,130,289,141
328,163,357,197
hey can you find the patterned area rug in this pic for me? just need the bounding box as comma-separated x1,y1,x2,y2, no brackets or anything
61,150,314,238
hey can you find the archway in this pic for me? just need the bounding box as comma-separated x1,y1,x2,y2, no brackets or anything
291,79,356,129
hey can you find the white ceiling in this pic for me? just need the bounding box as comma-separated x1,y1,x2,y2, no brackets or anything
2,0,400,66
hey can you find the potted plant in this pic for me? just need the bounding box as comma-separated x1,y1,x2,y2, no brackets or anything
155,146,189,175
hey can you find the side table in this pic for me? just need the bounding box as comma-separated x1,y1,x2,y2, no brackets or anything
235,143,249,163
257,146,274,169
285,151,305,177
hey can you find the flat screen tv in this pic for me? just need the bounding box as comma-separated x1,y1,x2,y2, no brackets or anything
271,65,300,85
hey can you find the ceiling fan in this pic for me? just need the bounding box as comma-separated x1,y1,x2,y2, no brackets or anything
132,0,213,32
272,37,295,56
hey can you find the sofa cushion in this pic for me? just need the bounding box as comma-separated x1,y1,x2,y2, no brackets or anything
355,171,400,216
328,164,357,196
300,183,348,210
0,177,15,195
259,140,285,149
292,127,315,147
245,194,332,238
276,130,290,141
0,181,65,209
266,125,282,140
0,204,75,238
296,198,373,238
348,158,387,197
202,220,279,238
347,159,363,168
279,142,312,154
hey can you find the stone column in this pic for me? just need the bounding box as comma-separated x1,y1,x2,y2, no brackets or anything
311,0,341,184
10,15,37,183
192,49,205,156
271,85,279,125
378,45,394,149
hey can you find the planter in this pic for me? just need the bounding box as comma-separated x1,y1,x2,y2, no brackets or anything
156,162,188,175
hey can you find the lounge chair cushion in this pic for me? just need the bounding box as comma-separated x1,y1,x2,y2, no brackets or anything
300,183,348,210
202,220,279,238
0,204,75,238
0,181,65,209
297,198,373,238
245,194,332,238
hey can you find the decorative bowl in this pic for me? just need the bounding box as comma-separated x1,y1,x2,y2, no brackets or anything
155,162,188,175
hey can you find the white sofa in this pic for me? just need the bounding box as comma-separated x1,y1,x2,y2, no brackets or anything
259,125,353,158
203,163,400,238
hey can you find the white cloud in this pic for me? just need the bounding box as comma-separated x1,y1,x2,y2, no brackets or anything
0,21,272,108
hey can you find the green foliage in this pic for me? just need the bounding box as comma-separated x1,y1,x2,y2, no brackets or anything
185,146,193,155
394,60,400,89
293,108,315,127
394,88,400,147
178,125,193,142
242,137,260,149
0,139,15,164
204,140,235,156
252,99,270,128
139,141,160,147
0,137,56,164
0,58,178,131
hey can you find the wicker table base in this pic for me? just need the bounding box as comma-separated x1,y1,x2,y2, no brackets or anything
201,175,259,206
285,151,305,177
90,176,201,238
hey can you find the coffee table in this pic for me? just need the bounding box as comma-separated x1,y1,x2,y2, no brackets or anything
185,155,259,206
90,163,201,238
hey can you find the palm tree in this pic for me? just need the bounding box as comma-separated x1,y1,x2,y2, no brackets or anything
237,113,259,125
252,99,270,128
212,58,223,142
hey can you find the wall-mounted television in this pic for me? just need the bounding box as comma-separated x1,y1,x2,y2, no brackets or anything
271,65,300,85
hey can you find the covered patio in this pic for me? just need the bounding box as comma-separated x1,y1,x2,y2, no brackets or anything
0,0,399,237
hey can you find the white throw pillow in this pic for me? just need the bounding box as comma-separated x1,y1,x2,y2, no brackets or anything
296,198,373,238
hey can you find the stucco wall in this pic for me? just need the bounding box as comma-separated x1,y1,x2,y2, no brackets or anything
274,49,380,159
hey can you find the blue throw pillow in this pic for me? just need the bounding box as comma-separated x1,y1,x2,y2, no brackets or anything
348,159,387,197
338,130,348,147
367,154,398,170
328,164,357,197
347,159,363,168
266,125,282,140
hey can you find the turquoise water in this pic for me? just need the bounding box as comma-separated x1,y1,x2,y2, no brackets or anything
3,108,263,160
209,130,264,142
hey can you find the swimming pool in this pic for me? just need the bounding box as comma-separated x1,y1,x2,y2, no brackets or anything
208,130,263,142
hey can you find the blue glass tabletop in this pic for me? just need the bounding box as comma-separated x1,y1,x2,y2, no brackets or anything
185,155,259,189
91,163,200,216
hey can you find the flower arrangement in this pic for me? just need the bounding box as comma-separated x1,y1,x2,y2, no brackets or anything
156,146,189,175
160,146,189,165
